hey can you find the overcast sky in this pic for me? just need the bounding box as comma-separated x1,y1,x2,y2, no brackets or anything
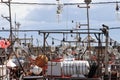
0,0,120,46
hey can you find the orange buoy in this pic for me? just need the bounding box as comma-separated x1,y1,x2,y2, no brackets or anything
35,55,48,67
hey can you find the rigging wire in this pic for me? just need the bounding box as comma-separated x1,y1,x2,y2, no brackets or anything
0,27,120,32
0,1,120,5
109,27,120,29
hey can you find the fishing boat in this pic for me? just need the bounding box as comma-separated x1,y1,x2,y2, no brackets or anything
0,0,120,80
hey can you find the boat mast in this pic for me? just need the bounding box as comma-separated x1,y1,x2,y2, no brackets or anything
84,0,92,58
1,0,12,41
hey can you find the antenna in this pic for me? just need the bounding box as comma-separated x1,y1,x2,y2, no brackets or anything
14,13,21,38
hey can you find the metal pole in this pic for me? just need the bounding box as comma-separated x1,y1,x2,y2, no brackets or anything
85,0,91,58
86,4,90,38
8,0,13,43
97,33,102,76
104,29,109,77
43,33,46,53
1,0,13,42
86,4,91,57
101,25,109,79
24,33,26,45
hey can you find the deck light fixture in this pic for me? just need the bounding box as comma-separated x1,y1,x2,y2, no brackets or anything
84,0,91,5
116,2,119,11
